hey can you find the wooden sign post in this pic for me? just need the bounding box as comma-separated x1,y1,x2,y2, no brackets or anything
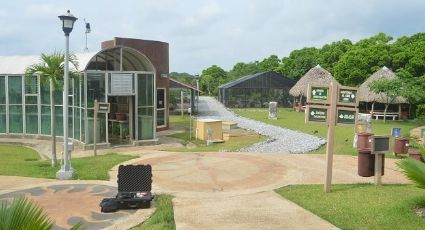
306,82,358,193
93,100,110,156
325,82,337,193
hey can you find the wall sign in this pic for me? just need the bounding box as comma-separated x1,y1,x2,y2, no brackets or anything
110,73,134,95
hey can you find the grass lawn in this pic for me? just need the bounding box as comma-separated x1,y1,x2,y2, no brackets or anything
234,108,425,156
276,184,425,229
0,144,136,180
134,194,175,230
167,115,267,152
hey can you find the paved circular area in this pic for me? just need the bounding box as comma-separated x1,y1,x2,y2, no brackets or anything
137,152,286,193
0,184,135,230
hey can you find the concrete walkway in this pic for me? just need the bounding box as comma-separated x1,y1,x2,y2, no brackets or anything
0,140,410,229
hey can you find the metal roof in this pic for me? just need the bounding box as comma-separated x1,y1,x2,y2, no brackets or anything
169,78,202,92
219,71,295,89
0,52,98,74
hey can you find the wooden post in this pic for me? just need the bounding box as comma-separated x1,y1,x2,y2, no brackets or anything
325,82,337,193
93,100,98,156
374,154,383,185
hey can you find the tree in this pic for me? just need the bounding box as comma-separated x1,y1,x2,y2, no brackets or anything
368,78,402,122
275,47,321,80
0,197,82,229
318,39,353,73
199,65,227,96
398,148,425,189
258,55,281,72
0,197,53,229
333,33,393,86
227,62,260,81
25,52,78,167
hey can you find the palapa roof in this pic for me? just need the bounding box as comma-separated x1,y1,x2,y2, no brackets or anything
289,65,340,97
358,66,408,104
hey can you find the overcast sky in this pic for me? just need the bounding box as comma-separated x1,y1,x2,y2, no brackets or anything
1,0,425,74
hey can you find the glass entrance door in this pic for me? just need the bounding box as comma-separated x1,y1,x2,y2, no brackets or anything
107,96,133,145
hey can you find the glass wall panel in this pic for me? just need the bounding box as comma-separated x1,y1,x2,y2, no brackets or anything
87,73,106,107
0,105,5,133
74,108,80,140
25,105,38,134
0,76,5,104
55,106,63,136
86,116,107,144
53,88,63,105
138,108,153,140
137,74,154,140
81,108,85,142
0,76,5,133
9,105,22,133
40,81,50,104
41,106,51,135
8,76,22,104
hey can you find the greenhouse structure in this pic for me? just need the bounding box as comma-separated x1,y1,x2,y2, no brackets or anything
0,37,170,148
218,71,295,108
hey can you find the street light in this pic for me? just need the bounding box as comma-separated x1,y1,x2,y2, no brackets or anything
56,10,77,180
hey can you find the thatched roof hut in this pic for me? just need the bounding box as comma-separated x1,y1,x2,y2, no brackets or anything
358,66,408,104
289,65,340,97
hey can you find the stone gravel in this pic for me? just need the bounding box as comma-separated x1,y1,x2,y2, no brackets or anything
196,96,326,153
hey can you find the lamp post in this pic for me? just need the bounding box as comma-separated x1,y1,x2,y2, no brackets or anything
56,10,77,180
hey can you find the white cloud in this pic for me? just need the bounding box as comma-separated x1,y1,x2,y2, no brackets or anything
0,0,425,73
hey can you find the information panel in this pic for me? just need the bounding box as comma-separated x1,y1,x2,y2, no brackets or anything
110,73,134,95
337,108,356,125
338,87,358,106
306,106,328,123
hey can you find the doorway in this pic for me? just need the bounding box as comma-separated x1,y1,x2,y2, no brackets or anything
107,96,135,145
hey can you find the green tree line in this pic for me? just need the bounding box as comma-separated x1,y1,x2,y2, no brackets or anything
193,32,425,117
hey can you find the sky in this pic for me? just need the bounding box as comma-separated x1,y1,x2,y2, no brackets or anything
1,0,425,74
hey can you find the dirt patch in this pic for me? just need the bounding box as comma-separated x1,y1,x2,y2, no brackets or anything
413,207,425,218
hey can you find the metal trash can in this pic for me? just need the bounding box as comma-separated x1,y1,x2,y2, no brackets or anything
358,149,385,177
394,137,409,155
357,133,373,150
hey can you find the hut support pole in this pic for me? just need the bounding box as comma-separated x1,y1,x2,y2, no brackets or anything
325,82,337,193
398,103,402,119
371,102,375,114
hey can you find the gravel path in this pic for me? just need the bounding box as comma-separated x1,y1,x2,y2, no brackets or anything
196,96,326,153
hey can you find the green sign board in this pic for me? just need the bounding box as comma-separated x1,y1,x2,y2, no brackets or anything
339,88,357,104
337,109,356,125
421,128,425,138
308,107,328,122
311,87,329,101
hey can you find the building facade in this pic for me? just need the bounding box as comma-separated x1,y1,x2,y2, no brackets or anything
0,37,169,148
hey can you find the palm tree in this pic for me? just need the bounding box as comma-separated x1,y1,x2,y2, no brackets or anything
0,197,83,229
25,52,78,167
398,155,425,189
0,197,53,229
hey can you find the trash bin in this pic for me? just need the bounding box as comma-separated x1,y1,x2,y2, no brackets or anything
357,133,373,150
358,149,385,177
394,137,409,155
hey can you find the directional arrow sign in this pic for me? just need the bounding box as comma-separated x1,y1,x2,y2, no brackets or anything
311,87,329,101
338,87,358,106
306,106,328,123
337,108,356,125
